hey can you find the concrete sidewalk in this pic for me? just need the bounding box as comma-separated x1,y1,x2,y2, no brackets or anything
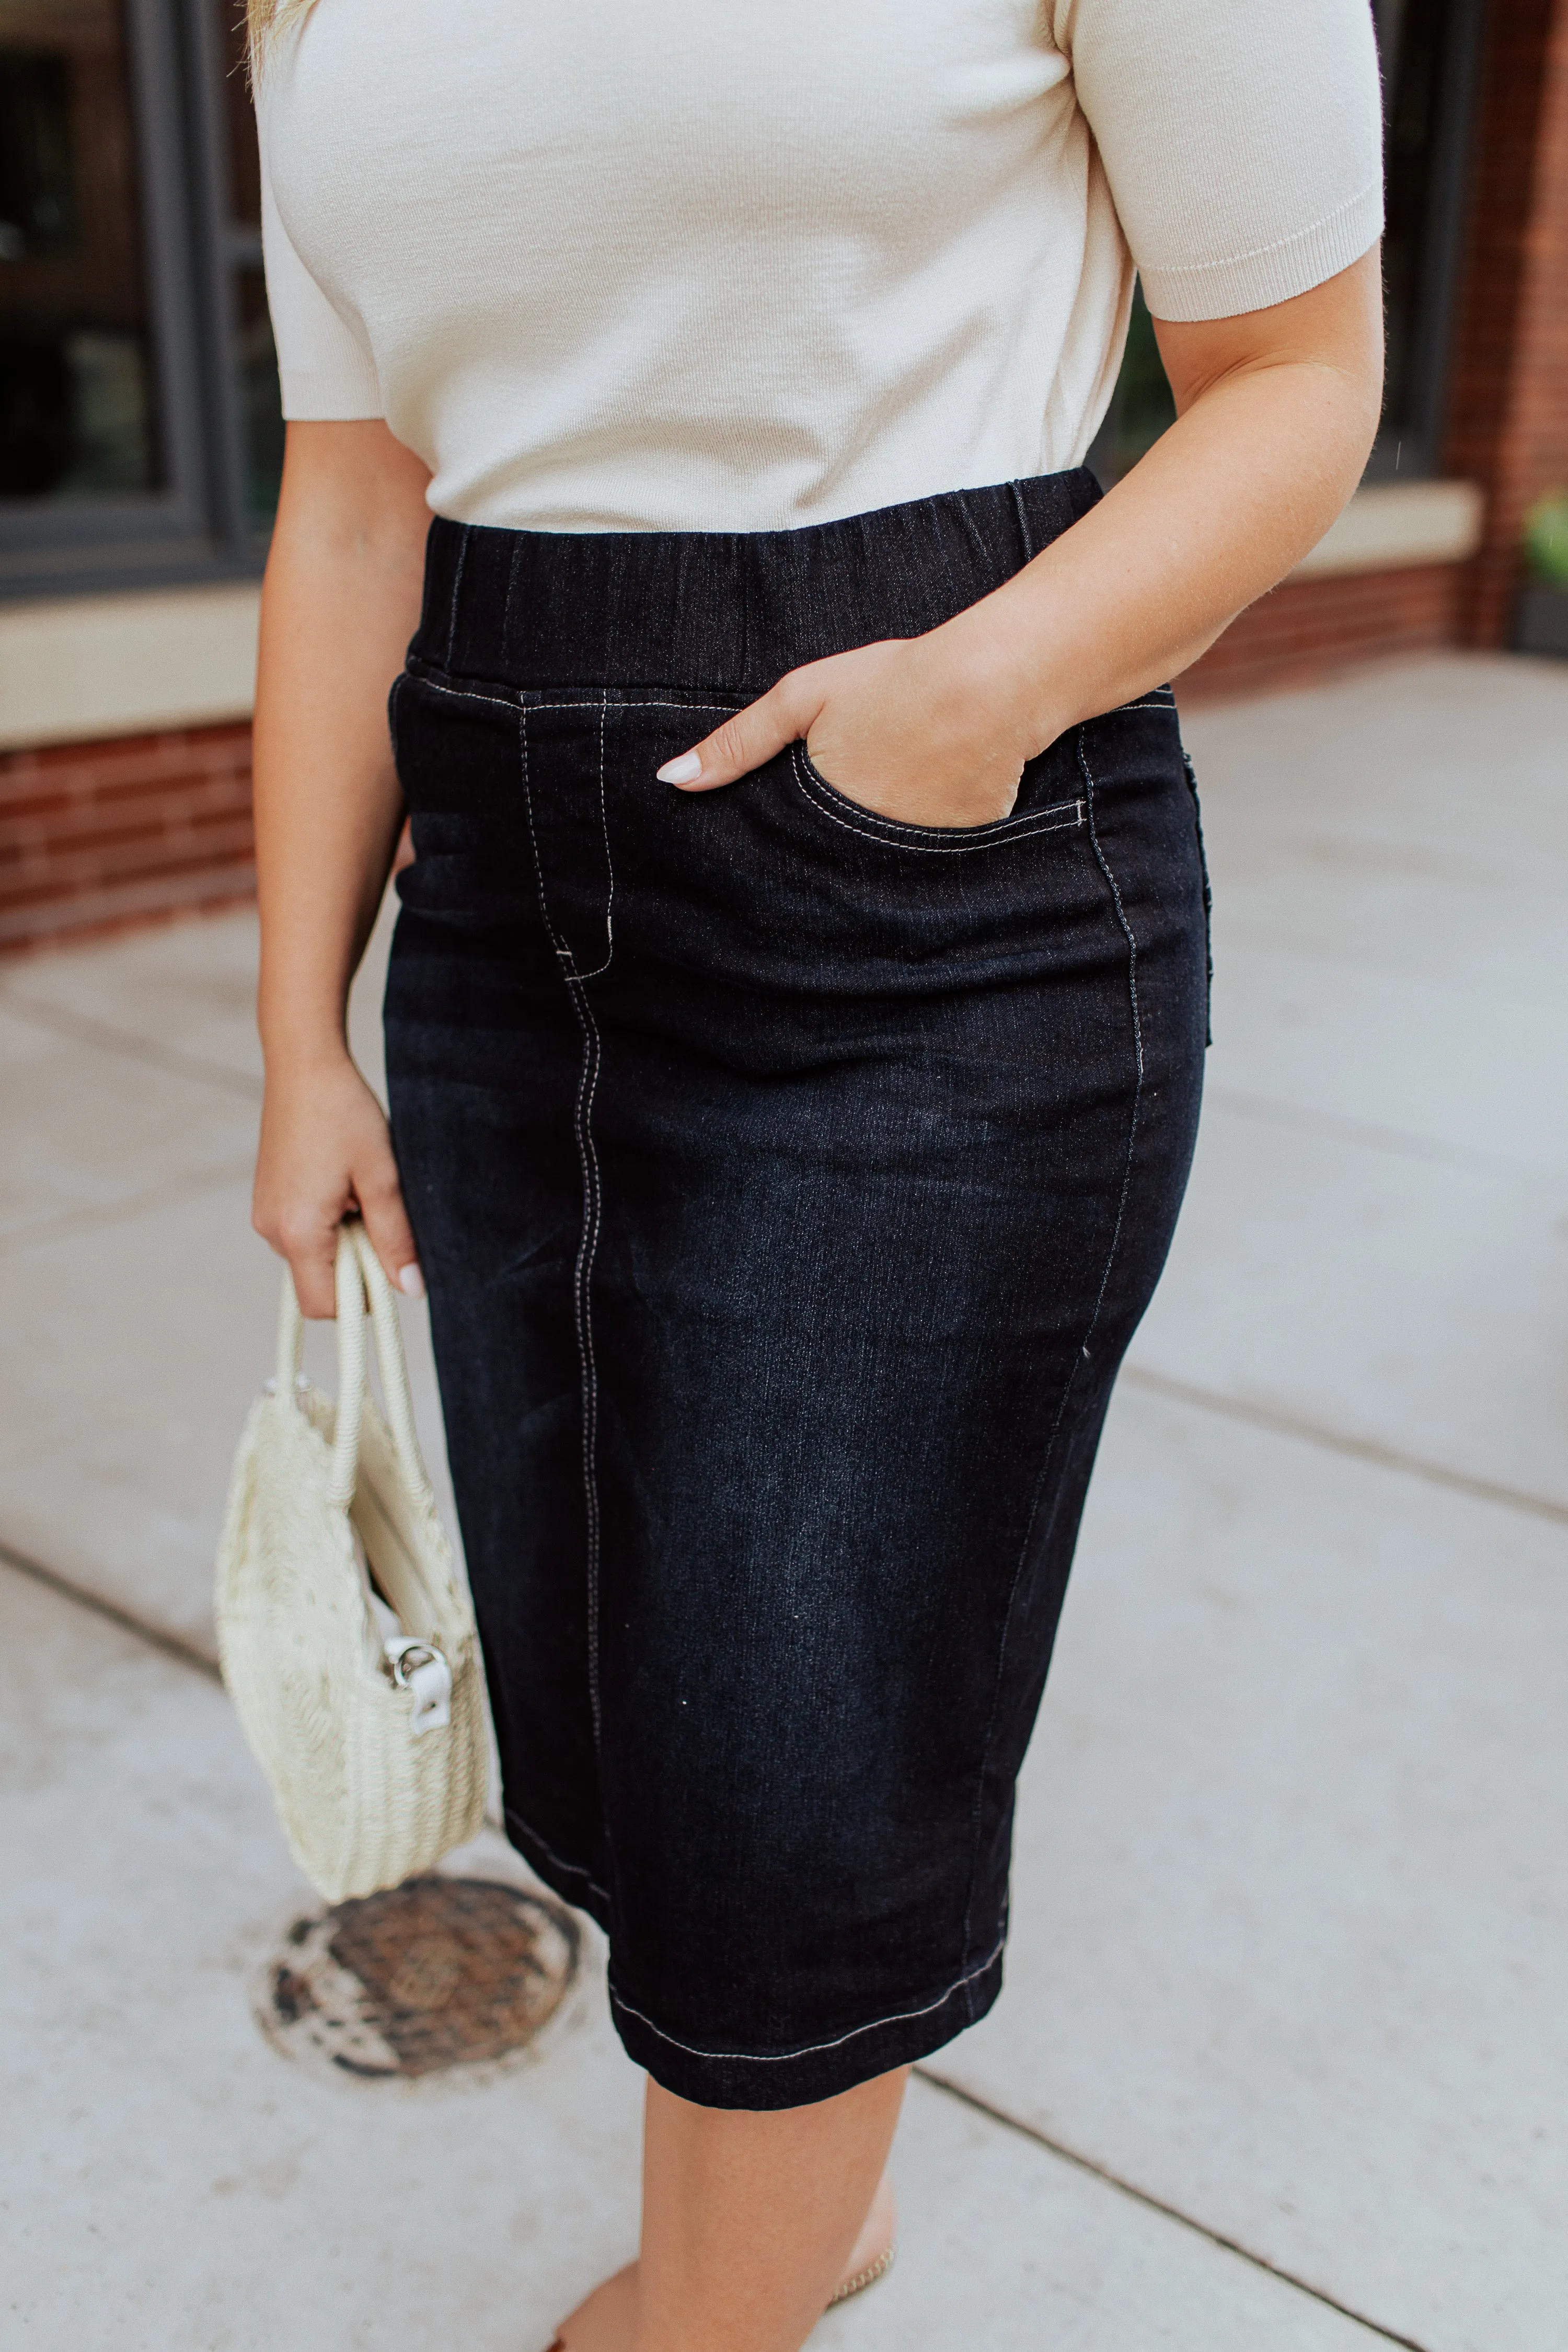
4,653,1566,2349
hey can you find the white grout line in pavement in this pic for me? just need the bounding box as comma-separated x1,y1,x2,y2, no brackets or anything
0,987,265,1100
1122,1366,1568,1529
0,1156,260,1258
916,2069,1436,2352
1,1532,221,1680
1206,1081,1568,1185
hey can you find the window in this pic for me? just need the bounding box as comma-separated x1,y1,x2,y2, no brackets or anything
1369,0,1483,478
210,0,283,529
0,8,160,502
1089,0,1483,490
0,0,282,598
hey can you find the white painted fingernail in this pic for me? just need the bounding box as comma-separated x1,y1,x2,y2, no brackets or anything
657,752,703,785
399,1262,425,1299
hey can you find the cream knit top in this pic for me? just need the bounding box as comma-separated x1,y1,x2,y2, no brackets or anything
258,0,1383,534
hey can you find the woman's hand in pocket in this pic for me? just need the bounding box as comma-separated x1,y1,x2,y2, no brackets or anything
655,613,1048,829
252,1055,423,1319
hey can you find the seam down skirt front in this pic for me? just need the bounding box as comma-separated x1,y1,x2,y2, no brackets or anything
383,469,1209,2108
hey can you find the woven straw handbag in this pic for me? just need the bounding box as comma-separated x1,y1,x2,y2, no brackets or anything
214,1220,489,1901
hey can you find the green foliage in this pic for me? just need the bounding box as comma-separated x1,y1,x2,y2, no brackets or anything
1522,492,1568,589
1114,293,1177,471
1091,289,1179,485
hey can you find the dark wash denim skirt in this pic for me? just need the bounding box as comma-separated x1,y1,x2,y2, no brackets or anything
384,469,1209,2109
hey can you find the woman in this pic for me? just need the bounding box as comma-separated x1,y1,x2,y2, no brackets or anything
248,2,1385,2345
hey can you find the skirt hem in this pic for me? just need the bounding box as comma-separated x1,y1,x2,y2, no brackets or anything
606,1940,1006,2110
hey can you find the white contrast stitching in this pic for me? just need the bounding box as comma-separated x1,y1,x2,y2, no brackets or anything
410,671,518,714
607,1935,1006,2066
958,722,1146,1979
520,697,741,716
560,713,615,1665
519,708,605,1760
408,668,1166,735
791,747,1082,855
564,691,617,981
566,972,607,1747
519,706,572,967
1081,734,1144,1081
405,667,742,721
445,530,468,670
503,1806,612,1907
561,698,741,713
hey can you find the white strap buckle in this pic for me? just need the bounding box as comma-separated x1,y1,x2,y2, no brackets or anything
382,1635,453,1734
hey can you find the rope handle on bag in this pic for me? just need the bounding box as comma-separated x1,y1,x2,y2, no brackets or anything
274,1221,435,1512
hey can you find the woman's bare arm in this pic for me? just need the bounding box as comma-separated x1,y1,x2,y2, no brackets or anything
251,419,432,1317
658,249,1385,821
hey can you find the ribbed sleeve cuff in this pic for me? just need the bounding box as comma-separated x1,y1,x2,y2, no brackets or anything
279,364,385,422
1139,179,1384,324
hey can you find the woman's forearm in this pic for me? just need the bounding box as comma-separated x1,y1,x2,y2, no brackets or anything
253,422,432,1076
250,421,432,1315
965,252,1386,750
660,249,1383,823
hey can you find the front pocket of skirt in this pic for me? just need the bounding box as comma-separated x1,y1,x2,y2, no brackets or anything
790,745,1084,856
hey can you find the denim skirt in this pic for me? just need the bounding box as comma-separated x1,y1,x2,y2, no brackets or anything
384,469,1209,2108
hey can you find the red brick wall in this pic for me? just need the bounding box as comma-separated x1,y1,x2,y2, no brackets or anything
0,723,254,953
1444,0,1568,644
1181,562,1465,702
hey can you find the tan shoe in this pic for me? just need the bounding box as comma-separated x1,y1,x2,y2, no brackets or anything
826,2241,896,2305
548,2225,896,2345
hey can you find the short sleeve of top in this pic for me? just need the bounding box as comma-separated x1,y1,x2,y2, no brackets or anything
260,134,383,418
1056,0,1384,322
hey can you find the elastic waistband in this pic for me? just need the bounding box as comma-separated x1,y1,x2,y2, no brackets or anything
411,471,1101,696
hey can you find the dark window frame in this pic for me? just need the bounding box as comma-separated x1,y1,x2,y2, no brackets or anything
0,0,269,601
1,0,1490,594
1364,0,1485,481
